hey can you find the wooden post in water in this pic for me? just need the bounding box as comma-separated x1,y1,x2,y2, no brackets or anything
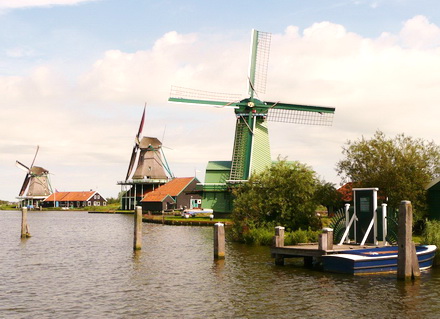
397,200,420,280
21,207,31,238
214,223,225,259
133,206,142,250
274,226,285,247
318,228,333,251
273,226,285,266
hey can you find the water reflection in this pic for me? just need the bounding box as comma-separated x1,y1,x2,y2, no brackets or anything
1,211,440,318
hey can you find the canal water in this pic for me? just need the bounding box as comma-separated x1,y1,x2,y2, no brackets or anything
1,211,440,318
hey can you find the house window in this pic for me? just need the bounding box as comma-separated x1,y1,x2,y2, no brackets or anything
88,201,91,206
103,202,107,206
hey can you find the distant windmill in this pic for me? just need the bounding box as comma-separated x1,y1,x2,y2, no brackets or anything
169,29,336,181
119,105,173,210
16,146,52,201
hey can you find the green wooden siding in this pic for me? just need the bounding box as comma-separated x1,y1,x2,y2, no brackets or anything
250,119,271,176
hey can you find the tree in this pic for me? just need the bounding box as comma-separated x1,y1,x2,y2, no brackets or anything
315,181,343,214
231,159,322,232
336,130,440,220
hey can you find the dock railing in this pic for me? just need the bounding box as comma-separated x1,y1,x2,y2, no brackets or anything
338,203,389,246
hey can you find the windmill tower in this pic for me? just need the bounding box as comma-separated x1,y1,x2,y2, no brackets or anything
168,29,336,213
118,106,173,210
16,146,52,208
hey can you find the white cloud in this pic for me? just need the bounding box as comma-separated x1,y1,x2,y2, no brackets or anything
3,15,440,201
400,15,440,49
0,0,98,9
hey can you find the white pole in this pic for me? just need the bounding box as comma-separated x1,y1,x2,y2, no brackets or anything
344,204,350,244
382,203,388,246
373,190,378,245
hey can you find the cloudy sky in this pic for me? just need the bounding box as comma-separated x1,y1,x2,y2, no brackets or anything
2,0,440,202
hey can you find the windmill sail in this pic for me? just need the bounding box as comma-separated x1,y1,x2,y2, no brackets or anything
266,102,335,126
19,174,31,196
248,29,271,97
126,105,146,181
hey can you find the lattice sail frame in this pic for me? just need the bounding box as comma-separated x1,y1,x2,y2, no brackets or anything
170,86,242,104
267,108,334,126
249,30,271,96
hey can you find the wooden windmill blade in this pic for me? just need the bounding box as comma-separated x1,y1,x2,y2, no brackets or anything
19,173,31,196
265,101,336,126
16,160,30,172
126,145,139,181
17,146,40,196
125,105,146,181
30,145,39,168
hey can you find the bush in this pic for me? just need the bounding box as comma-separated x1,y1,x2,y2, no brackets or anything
285,228,321,245
421,220,440,265
242,227,274,246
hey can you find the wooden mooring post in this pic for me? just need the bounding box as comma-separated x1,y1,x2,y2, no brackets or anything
318,228,333,251
214,223,225,259
133,206,142,250
397,200,420,280
273,226,285,265
21,207,31,238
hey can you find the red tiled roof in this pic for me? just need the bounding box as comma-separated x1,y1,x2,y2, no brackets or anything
44,191,96,202
153,177,195,196
141,177,196,202
142,192,175,203
338,182,354,202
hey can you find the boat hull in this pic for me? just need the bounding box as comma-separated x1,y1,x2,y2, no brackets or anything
322,245,437,275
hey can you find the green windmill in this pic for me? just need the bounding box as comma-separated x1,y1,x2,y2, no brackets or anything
169,29,335,213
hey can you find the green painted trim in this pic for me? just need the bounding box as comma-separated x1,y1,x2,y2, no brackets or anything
248,29,259,99
168,97,233,106
243,112,254,180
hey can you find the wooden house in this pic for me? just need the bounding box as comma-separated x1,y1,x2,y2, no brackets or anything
42,191,107,208
140,177,200,213
427,177,440,220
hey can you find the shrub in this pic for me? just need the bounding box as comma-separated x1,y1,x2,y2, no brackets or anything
285,228,321,245
421,220,440,265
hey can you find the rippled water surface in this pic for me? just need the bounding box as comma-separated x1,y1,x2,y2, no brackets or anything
2,211,440,318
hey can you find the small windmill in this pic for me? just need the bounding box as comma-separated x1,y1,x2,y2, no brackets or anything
169,29,336,182
119,105,173,210
16,146,52,204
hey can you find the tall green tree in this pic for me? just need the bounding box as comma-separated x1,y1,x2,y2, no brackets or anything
336,130,440,220
232,159,322,232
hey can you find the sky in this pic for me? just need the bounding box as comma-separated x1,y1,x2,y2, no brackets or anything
2,0,440,202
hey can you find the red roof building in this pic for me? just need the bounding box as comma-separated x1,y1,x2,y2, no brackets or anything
43,191,107,208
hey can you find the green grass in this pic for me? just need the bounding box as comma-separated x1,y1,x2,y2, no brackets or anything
159,216,231,223
0,204,18,210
